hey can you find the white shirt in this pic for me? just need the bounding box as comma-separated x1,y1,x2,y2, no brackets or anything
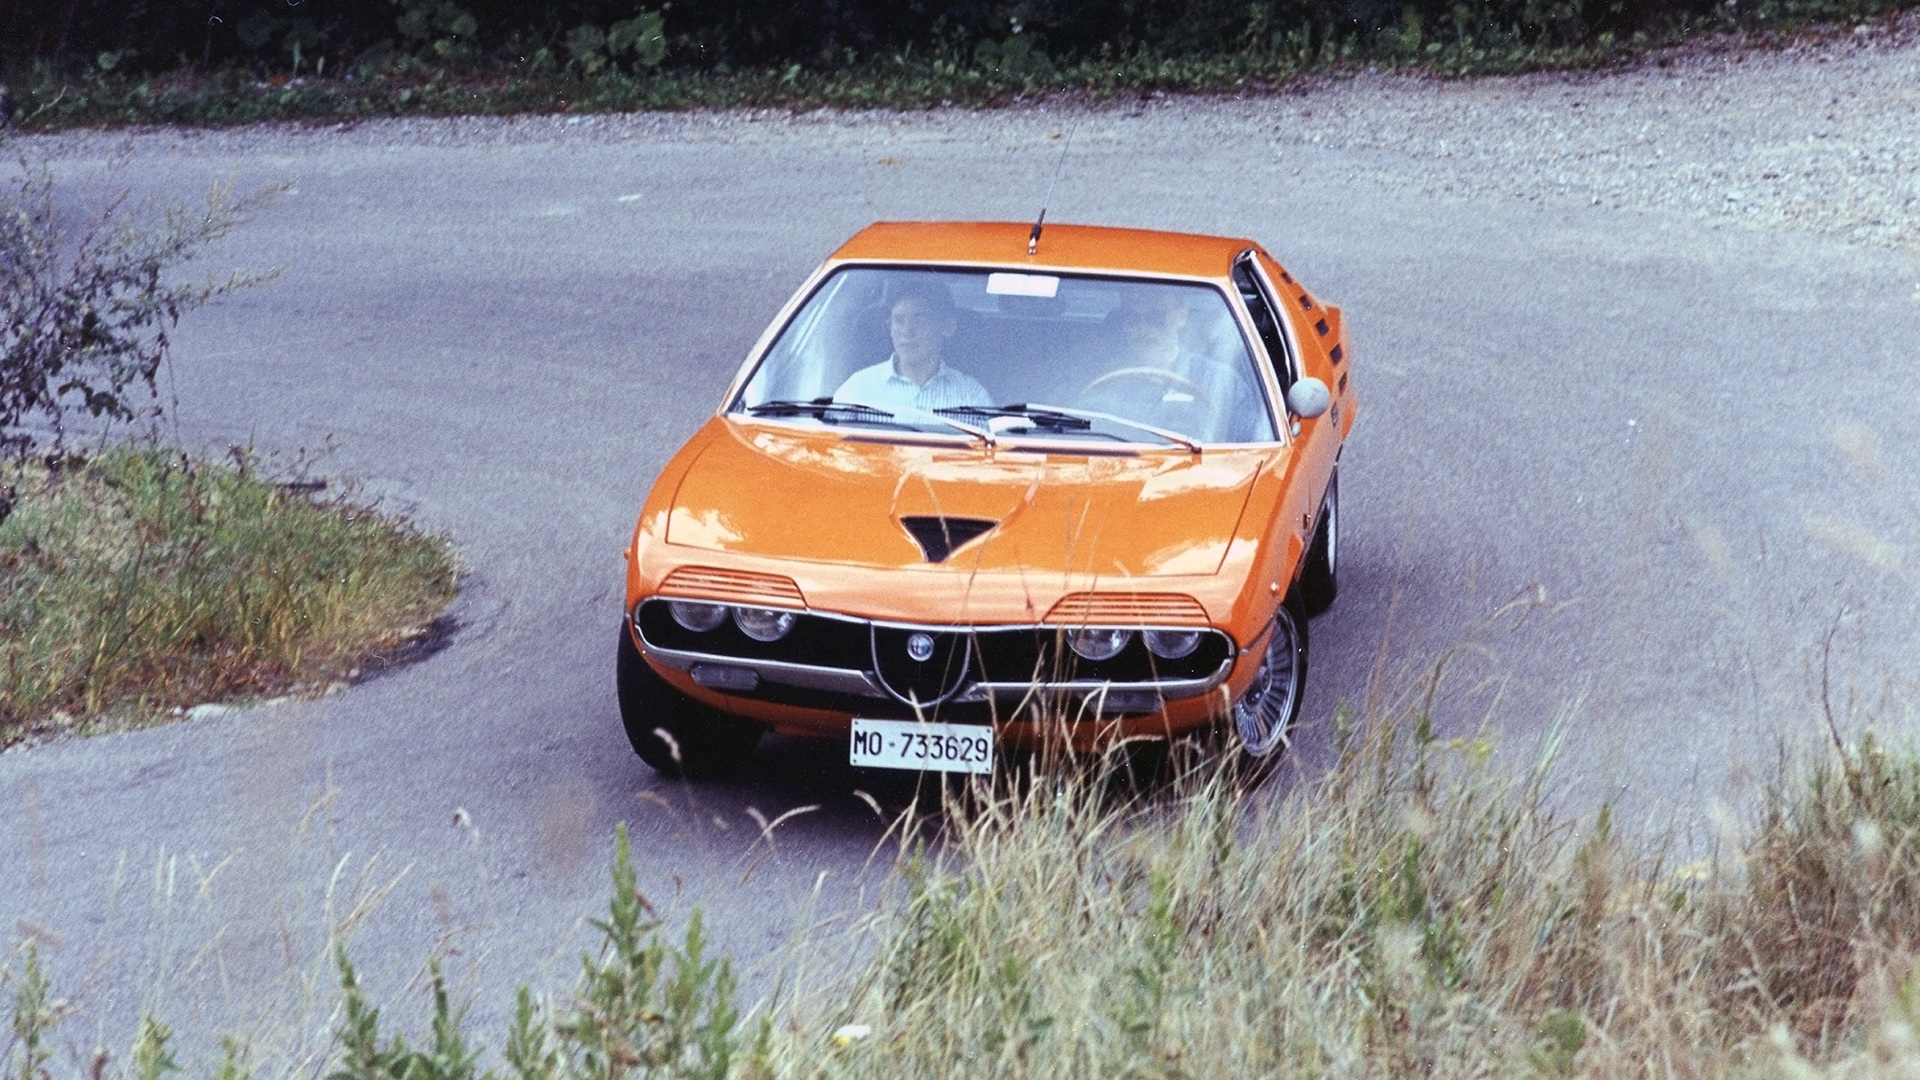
833,356,991,414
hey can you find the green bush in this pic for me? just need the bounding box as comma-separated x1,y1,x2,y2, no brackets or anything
0,155,276,474
324,823,764,1080
3,0,1913,128
5,0,1913,91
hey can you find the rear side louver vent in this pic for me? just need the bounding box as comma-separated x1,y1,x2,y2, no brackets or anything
899,516,997,563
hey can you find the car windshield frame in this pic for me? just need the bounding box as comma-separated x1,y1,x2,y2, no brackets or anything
722,261,1285,450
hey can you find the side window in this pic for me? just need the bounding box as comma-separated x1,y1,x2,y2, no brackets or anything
1232,256,1295,392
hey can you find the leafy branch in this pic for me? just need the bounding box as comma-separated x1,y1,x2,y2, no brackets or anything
0,146,281,519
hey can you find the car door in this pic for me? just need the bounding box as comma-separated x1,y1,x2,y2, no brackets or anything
1233,252,1339,581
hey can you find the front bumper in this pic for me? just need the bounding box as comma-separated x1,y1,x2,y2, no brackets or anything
630,598,1236,725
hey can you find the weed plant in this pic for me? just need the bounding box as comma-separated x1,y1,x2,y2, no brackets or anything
819,718,1708,1077
0,446,458,744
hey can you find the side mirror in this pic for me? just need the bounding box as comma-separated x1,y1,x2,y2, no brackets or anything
1286,377,1331,420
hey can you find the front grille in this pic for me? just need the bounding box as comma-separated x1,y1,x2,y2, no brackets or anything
871,626,973,705
635,599,1232,712
973,626,1229,683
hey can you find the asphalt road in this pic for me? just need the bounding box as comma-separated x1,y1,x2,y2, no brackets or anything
5,89,1918,1063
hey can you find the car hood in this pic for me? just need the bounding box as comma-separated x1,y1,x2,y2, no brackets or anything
663,421,1266,577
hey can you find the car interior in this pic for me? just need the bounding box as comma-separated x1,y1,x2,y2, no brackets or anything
738,267,1276,443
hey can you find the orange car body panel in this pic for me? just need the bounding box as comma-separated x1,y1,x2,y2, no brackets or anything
623,221,1355,748
831,221,1258,279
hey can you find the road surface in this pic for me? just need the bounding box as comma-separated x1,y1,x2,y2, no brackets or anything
5,41,1918,1065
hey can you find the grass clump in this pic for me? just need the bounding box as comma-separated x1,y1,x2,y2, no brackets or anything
809,716,1920,1077
1720,733,1920,1039
824,719,1676,1076
0,446,458,745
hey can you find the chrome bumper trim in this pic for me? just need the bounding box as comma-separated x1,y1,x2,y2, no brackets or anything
954,660,1233,703
643,643,888,698
635,615,1234,710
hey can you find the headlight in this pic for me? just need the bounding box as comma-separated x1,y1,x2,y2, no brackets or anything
734,607,796,642
1066,627,1131,661
668,601,728,632
1144,629,1201,659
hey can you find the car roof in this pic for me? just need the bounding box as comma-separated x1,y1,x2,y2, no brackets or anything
829,222,1257,279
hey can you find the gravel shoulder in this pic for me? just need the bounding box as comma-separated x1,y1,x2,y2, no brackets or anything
1272,11,1920,252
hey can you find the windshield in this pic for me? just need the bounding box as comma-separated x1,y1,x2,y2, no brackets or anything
732,267,1278,445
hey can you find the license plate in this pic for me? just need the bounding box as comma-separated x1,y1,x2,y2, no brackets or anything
849,718,994,774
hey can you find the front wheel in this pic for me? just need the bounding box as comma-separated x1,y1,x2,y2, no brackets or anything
1224,593,1309,779
616,625,762,778
1298,470,1339,617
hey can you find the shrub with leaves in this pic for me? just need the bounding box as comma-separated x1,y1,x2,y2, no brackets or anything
565,11,668,74
553,823,764,1080
0,149,277,493
6,944,54,1080
330,954,483,1080
322,823,764,1080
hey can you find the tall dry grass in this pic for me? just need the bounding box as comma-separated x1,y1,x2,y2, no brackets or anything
775,712,1920,1078
10,697,1920,1079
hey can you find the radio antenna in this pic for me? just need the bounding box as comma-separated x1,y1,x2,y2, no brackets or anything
1028,115,1080,256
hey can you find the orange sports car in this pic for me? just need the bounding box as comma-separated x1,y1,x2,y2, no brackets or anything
619,221,1354,778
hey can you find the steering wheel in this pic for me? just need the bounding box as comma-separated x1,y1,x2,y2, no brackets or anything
1079,366,1214,408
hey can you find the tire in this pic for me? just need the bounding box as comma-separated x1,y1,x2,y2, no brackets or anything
1225,592,1309,780
1298,469,1339,618
1103,736,1174,795
616,624,762,778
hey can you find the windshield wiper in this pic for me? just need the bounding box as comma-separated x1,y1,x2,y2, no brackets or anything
917,412,996,449
945,402,1203,453
749,398,994,448
746,398,902,425
935,404,1093,431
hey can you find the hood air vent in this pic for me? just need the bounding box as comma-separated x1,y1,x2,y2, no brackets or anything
900,516,997,563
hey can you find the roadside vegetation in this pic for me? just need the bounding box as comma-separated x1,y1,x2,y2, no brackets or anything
10,704,1920,1078
0,447,459,746
3,0,1917,129
1,133,459,745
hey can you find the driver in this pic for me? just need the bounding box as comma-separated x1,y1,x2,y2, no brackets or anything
833,284,990,413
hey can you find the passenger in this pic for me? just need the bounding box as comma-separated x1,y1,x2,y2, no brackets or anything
1114,289,1194,370
1088,288,1267,442
833,284,990,413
